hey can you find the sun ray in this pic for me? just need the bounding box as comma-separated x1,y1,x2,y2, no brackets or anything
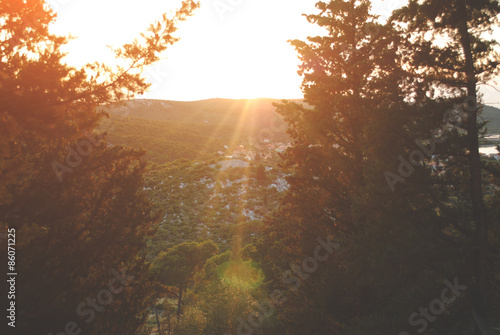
194,99,243,160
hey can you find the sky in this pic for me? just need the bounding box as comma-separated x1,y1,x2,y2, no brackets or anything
48,0,500,104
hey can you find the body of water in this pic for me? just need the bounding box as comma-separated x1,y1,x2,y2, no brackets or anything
479,146,499,155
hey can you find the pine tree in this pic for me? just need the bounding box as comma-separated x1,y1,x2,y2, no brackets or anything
256,0,476,333
392,0,500,319
0,0,199,333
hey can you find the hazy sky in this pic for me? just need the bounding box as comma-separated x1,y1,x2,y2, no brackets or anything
48,0,500,104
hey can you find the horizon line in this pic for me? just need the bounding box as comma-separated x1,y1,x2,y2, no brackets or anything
133,96,305,103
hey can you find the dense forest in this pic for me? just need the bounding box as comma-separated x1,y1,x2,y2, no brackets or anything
1,0,500,335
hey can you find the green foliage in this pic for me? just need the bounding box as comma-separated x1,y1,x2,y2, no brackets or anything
175,306,208,334
149,239,218,322
142,159,286,257
481,105,500,137
217,259,264,290
150,240,218,289
101,115,223,163
101,98,292,164
177,250,273,335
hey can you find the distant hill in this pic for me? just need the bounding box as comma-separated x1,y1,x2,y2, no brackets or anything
99,99,499,163
98,98,296,163
482,105,500,135
102,98,300,128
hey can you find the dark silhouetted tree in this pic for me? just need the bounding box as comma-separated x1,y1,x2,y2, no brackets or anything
255,0,479,333
0,0,199,334
392,0,500,320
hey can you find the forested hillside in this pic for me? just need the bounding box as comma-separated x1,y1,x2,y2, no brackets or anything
482,105,500,134
99,99,292,256
100,99,292,163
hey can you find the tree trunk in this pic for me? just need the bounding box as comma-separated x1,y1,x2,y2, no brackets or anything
177,286,183,317
154,307,162,335
456,0,489,311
